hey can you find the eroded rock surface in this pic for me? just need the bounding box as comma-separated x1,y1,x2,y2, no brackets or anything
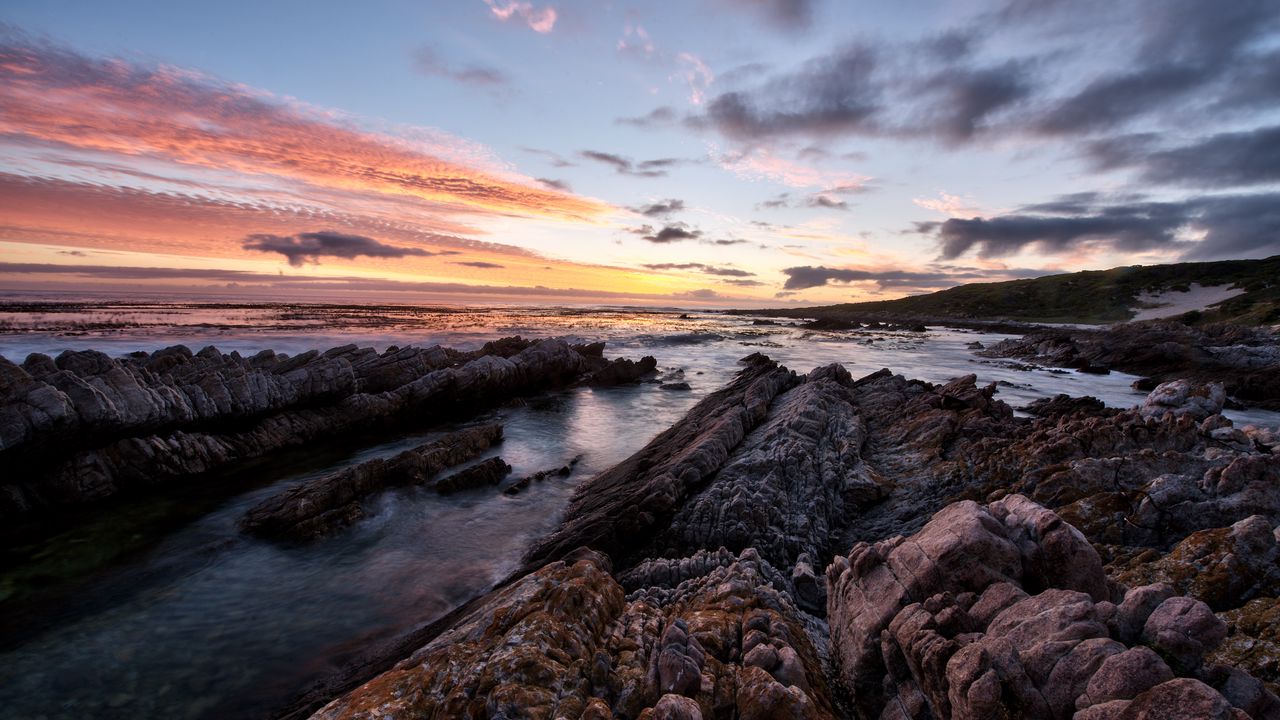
827,496,1276,719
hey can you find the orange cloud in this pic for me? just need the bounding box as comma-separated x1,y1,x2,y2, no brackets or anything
0,36,605,221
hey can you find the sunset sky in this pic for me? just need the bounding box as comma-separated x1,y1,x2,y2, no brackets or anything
1,0,1278,307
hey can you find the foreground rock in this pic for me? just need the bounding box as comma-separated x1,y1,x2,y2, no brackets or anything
284,362,1279,719
0,338,651,518
827,495,1278,718
240,424,504,540
312,549,836,720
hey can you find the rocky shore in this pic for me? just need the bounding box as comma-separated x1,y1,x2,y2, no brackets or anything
292,355,1280,720
979,320,1280,411
0,338,655,520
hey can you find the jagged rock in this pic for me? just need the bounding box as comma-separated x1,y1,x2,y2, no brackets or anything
2,339,643,517
1021,393,1113,420
434,456,512,495
646,373,884,580
523,355,799,571
1112,516,1280,612
240,424,503,539
310,548,836,720
585,355,657,387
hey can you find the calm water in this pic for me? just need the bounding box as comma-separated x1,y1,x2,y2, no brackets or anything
1,303,1276,720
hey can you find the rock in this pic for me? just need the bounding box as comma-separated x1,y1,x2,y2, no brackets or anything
980,321,1280,411
309,548,836,720
2,339,644,518
523,355,798,571
1076,647,1175,709
647,375,879,578
1021,394,1112,420
586,355,657,387
1111,516,1280,612
433,456,512,495
503,456,582,495
1140,596,1227,672
645,694,703,720
240,424,503,539
826,497,1250,719
1209,597,1280,695
660,382,692,391
1140,380,1227,420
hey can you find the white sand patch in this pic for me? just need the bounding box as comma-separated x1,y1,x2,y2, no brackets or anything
1129,283,1246,321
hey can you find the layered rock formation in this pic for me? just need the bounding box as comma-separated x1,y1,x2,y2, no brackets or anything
0,338,652,518
240,424,505,540
299,358,1279,719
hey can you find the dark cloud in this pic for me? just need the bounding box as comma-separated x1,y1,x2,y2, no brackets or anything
627,223,706,243
781,264,1052,291
915,192,1280,261
757,191,849,210
630,198,686,217
616,106,677,128
705,238,751,246
639,223,702,243
920,61,1034,142
412,47,508,87
807,194,848,210
452,260,505,269
782,266,959,290
243,231,452,266
1087,125,1280,188
536,177,571,191
579,150,689,178
642,262,754,277
723,278,766,287
725,0,817,32
688,0,1280,148
692,44,881,141
520,147,575,167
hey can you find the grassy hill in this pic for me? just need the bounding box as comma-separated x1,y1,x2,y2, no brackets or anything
740,256,1280,326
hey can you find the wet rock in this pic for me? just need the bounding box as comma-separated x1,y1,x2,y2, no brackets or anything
502,455,582,495
660,382,692,391
2,339,639,517
585,355,657,387
241,424,503,539
434,456,512,495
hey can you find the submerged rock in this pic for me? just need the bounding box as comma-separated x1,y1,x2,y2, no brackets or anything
240,424,504,540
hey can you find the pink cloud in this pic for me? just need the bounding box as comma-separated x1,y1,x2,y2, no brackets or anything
484,0,557,33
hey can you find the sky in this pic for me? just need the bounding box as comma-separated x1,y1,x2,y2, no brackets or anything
0,0,1278,307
